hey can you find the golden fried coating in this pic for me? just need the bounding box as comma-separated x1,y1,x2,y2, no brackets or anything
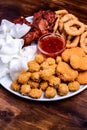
77,71,87,84
58,83,69,96
68,81,80,91
28,80,39,88
31,72,40,82
20,84,31,95
45,86,57,98
40,81,48,91
46,58,55,65
29,88,42,98
56,62,78,81
40,61,49,70
35,54,44,64
40,68,55,80
11,80,20,91
48,75,61,87
70,55,87,71
62,47,85,62
28,60,40,72
18,71,31,84
56,56,62,63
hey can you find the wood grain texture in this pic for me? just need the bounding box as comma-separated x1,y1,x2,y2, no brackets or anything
0,0,87,130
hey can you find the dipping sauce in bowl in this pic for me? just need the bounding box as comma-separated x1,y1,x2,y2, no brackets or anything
37,33,66,58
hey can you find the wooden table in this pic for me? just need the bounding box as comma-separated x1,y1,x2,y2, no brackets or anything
0,0,87,130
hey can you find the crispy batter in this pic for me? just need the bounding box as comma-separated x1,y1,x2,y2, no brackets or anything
31,72,40,82
35,54,44,64
29,88,42,98
11,80,20,91
70,55,87,71
77,71,87,84
56,62,78,81
20,84,31,95
45,86,57,98
68,81,80,91
40,81,48,91
28,80,39,88
28,60,40,72
62,47,85,62
58,83,69,96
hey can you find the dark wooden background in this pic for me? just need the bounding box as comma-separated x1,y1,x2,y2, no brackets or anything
0,0,87,130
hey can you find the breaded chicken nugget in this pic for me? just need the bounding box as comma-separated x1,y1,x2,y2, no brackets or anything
77,71,87,84
45,86,57,98
46,58,55,65
28,80,39,88
35,54,44,64
31,72,40,82
28,60,40,72
56,62,78,81
62,47,85,62
20,84,31,95
11,80,20,91
68,81,80,91
58,83,69,96
40,81,48,91
70,55,87,71
29,88,42,98
18,71,31,84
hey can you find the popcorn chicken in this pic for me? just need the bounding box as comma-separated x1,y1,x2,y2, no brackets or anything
20,84,31,95
31,72,40,82
40,81,48,91
58,83,69,96
29,88,42,98
35,54,44,64
28,80,39,88
46,57,55,65
77,71,87,84
28,60,40,72
68,81,80,91
11,80,20,91
45,86,57,98
18,71,31,84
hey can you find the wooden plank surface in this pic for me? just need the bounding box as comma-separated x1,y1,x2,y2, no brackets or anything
0,0,87,130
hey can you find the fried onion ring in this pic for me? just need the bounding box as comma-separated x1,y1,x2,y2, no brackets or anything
66,35,80,48
64,20,85,36
61,14,78,23
80,31,87,53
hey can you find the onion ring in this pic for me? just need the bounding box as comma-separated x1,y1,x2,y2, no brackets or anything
61,14,78,23
64,20,85,36
66,35,80,48
80,31,87,53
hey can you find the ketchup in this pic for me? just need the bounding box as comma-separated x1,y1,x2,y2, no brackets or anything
38,33,66,57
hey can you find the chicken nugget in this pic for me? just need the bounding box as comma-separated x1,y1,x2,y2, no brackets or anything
45,86,57,98
70,55,87,71
77,71,87,84
46,57,55,65
58,83,69,96
56,62,78,81
40,81,48,91
18,71,31,84
68,81,80,91
28,60,40,72
29,88,42,98
48,75,61,87
31,72,40,82
35,54,44,64
28,80,39,88
20,84,31,95
62,47,85,62
11,80,20,91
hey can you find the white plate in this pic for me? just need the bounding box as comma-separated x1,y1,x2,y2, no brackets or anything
0,74,87,101
0,16,87,101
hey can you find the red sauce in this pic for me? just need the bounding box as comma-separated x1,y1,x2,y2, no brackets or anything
38,33,66,57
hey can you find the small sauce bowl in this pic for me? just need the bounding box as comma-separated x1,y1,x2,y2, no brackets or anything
37,33,66,58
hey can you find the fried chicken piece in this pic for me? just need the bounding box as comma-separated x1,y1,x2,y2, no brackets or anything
48,75,61,87
11,80,20,91
68,81,80,91
40,81,48,91
31,72,40,82
35,54,44,64
58,83,69,96
70,55,87,71
46,57,56,65
28,60,40,72
77,71,87,84
29,88,42,98
45,86,57,98
20,84,31,95
56,56,62,64
62,47,85,62
56,62,78,81
18,71,31,84
28,80,39,88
